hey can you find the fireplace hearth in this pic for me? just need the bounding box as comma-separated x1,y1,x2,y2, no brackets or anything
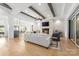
42,28,49,34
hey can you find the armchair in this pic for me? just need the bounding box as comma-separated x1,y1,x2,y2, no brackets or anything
51,32,61,47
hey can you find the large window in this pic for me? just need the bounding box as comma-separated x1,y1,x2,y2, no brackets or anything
69,17,76,42
0,26,5,36
76,14,79,45
0,26,5,32
69,13,79,47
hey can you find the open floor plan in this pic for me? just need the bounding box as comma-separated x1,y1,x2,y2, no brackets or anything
0,3,79,56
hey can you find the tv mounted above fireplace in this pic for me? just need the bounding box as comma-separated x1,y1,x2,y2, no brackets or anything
42,22,49,26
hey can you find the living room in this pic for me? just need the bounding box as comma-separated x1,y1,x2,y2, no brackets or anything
0,3,79,56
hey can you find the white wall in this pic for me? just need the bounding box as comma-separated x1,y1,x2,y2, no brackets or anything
0,14,9,38
53,19,65,32
19,20,34,32
0,8,17,39
48,20,53,36
33,21,42,32
64,20,69,38
53,19,68,38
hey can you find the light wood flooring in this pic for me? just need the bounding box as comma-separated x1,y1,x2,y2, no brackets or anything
0,35,79,56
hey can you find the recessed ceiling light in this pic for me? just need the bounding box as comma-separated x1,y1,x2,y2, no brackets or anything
38,3,41,6
55,20,61,24
47,14,50,17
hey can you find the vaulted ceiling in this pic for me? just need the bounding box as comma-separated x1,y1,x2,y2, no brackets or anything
0,3,78,21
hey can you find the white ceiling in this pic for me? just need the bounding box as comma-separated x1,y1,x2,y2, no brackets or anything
0,3,78,21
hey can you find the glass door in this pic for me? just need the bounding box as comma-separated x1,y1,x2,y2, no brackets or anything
70,17,76,42
76,14,79,45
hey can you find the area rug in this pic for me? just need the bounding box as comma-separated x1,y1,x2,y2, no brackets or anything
50,41,63,50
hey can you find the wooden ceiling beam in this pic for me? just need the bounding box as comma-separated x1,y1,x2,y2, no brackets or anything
48,3,56,17
20,11,37,20
29,6,45,19
0,3,12,10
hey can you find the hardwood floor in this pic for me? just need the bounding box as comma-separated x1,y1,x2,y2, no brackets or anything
0,35,79,56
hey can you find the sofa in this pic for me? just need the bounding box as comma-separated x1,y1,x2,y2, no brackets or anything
25,33,51,48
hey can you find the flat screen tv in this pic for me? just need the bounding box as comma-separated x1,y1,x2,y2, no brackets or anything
42,22,49,26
